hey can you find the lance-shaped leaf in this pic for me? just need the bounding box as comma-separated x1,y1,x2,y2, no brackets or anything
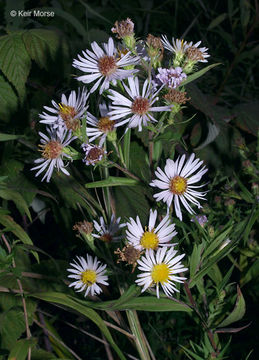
217,285,246,328
85,176,139,188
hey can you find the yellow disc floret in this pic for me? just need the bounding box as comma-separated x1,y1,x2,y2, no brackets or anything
169,175,187,195
81,270,97,285
151,263,170,284
140,230,159,250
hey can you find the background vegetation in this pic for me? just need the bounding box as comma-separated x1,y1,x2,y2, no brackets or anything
0,0,258,359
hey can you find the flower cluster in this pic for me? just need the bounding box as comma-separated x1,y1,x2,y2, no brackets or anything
31,18,211,298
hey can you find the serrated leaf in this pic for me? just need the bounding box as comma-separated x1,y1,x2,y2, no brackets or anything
0,32,31,99
218,285,246,327
0,75,18,121
8,338,36,360
22,29,66,70
30,292,126,360
85,176,139,188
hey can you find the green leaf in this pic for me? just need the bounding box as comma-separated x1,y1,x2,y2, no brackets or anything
0,74,18,121
207,13,227,30
129,142,151,182
38,7,88,40
85,176,139,188
0,215,38,262
22,29,67,70
234,102,259,136
8,339,36,360
0,32,31,99
0,310,26,350
180,63,221,87
0,189,31,221
195,122,220,150
218,285,246,327
31,292,126,360
123,128,131,169
0,133,24,141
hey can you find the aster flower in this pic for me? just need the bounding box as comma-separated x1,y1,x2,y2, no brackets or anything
92,215,126,243
81,143,106,166
155,67,187,88
150,153,208,221
72,37,139,94
135,247,187,298
185,40,210,63
67,254,108,297
86,103,117,146
108,76,172,131
126,209,177,251
161,36,189,62
31,127,76,182
39,88,88,131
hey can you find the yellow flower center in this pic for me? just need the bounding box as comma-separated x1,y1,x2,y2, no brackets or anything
98,117,115,133
169,175,187,195
151,263,170,284
140,230,159,250
59,103,80,131
81,270,97,285
39,141,63,159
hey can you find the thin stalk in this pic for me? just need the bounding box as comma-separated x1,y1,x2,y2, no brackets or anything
126,310,152,360
1,234,32,360
102,141,112,218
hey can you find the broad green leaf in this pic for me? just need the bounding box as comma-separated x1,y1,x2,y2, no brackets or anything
0,189,31,221
0,32,31,99
0,75,18,121
74,294,191,312
129,142,151,183
31,292,126,360
234,102,259,136
8,338,36,360
218,286,246,327
0,310,26,350
0,133,24,141
31,348,58,359
189,243,203,278
22,29,67,70
180,63,221,87
0,215,38,262
85,176,139,188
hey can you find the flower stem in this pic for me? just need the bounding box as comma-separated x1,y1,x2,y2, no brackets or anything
126,310,153,360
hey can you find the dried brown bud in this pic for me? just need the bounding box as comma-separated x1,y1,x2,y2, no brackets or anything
114,244,142,273
164,89,190,104
73,221,93,235
146,34,164,60
111,18,134,39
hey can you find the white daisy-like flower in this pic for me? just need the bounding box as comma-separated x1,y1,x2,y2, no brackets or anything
135,247,187,298
39,88,89,131
108,76,172,131
31,127,76,182
161,35,189,56
72,37,139,94
126,209,177,251
81,143,106,166
67,254,108,297
86,103,118,146
150,153,208,221
185,40,210,63
92,215,126,243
